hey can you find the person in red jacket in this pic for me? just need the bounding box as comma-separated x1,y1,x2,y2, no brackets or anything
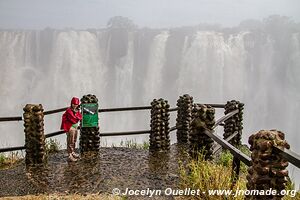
61,97,82,162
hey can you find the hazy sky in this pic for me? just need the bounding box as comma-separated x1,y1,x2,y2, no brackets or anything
0,0,299,29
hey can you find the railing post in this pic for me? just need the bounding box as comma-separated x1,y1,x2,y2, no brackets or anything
23,104,46,165
176,94,193,144
149,98,170,152
224,100,244,146
189,104,215,160
224,100,244,186
79,94,100,154
246,130,290,200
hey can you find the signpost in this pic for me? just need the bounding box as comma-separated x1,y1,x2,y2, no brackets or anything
81,103,99,127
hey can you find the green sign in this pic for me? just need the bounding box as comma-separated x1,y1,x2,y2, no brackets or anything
81,103,99,127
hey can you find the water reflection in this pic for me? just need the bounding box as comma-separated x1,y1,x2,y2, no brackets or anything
2,146,187,196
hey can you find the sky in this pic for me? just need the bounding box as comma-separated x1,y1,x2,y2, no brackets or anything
0,0,299,29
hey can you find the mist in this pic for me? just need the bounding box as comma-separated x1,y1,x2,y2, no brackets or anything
0,0,300,29
0,0,300,188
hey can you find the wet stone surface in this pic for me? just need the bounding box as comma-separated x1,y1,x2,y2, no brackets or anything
0,144,189,199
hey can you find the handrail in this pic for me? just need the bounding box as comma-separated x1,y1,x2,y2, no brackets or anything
0,145,25,153
213,109,239,129
45,130,65,138
0,116,22,122
99,106,151,112
0,106,178,122
198,103,226,108
212,131,239,154
204,129,251,166
169,108,179,112
44,107,68,115
170,126,177,132
100,130,151,137
44,126,178,138
273,146,300,168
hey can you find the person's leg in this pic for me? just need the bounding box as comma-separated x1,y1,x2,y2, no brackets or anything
73,129,78,149
68,127,77,161
69,127,77,153
72,129,80,158
67,132,72,154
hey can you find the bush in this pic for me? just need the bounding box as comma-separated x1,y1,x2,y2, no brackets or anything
0,152,22,169
217,145,251,174
46,139,61,154
179,153,247,200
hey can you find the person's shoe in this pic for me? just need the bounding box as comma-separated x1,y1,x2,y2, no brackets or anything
72,152,80,158
68,154,77,162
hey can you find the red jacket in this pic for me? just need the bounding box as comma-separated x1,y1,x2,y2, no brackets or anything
60,108,82,132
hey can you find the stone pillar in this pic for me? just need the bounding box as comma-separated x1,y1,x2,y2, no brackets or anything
246,130,290,200
224,100,244,186
79,94,100,153
176,94,193,144
189,104,215,160
223,100,244,147
149,98,170,152
23,104,46,165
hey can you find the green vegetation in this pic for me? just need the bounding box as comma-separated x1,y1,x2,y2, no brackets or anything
119,139,149,150
105,139,149,150
45,138,61,154
179,153,247,200
216,145,251,173
0,151,23,169
179,150,300,200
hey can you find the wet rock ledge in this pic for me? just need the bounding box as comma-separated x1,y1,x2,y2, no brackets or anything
0,145,188,199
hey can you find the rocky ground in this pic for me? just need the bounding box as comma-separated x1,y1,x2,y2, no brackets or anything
0,145,189,199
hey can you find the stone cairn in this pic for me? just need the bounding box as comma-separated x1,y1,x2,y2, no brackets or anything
23,104,46,165
150,98,170,152
224,100,244,147
189,104,215,160
176,94,194,144
79,94,100,154
246,130,290,200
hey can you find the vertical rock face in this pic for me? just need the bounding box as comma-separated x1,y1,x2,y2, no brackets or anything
23,104,46,165
176,94,194,144
149,98,170,152
189,104,215,160
224,100,244,147
246,130,290,200
79,94,100,154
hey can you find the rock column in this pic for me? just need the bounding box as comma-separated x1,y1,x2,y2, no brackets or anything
189,104,215,160
176,94,193,144
246,130,290,200
223,100,244,146
79,94,100,153
150,98,170,152
23,104,46,165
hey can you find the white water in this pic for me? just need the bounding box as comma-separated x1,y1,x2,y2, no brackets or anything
0,29,299,186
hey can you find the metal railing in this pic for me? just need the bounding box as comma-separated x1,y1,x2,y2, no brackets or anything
0,102,225,122
1,103,299,171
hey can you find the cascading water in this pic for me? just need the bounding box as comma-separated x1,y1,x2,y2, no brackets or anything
143,31,169,100
0,27,299,185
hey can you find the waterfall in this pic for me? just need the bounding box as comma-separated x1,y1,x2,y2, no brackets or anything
143,31,169,101
0,28,299,184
